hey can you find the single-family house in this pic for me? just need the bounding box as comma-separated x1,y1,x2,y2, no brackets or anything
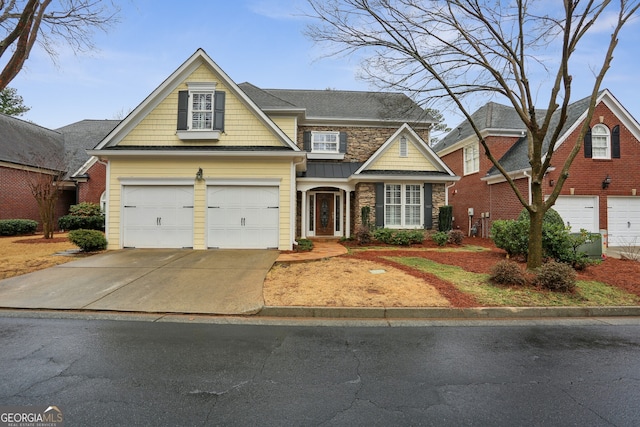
0,113,118,226
90,49,458,250
433,90,640,247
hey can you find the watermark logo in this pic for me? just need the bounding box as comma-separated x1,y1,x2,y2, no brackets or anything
0,406,63,427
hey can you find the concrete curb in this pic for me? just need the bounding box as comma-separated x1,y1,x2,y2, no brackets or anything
258,306,640,319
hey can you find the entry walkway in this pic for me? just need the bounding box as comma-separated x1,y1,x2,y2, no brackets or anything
276,239,348,262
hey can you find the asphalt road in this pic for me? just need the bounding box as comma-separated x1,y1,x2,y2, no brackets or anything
1,316,639,426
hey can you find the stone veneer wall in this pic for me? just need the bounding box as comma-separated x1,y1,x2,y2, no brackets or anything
297,126,430,163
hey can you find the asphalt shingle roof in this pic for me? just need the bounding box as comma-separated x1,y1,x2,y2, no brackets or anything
0,113,64,171
239,83,433,124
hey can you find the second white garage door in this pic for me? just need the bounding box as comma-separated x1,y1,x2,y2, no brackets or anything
608,197,640,246
551,196,599,233
207,186,279,249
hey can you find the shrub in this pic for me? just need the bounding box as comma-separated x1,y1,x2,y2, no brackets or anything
517,208,565,227
0,219,38,236
68,229,108,252
438,205,453,232
69,202,102,217
489,260,527,286
535,261,576,292
295,239,314,252
490,219,529,258
448,229,465,245
373,228,424,246
58,215,105,231
431,231,449,246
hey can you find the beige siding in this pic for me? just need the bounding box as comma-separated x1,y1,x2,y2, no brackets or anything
369,138,437,171
271,116,297,142
106,157,292,250
119,64,286,148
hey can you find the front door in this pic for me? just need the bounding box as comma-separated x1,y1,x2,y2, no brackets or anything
315,193,335,236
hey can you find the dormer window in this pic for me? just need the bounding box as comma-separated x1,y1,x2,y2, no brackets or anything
312,131,339,153
176,82,225,140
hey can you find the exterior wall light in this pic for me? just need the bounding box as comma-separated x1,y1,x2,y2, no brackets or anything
196,168,204,181
602,174,611,189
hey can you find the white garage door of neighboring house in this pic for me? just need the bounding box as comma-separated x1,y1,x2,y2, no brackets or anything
207,186,279,249
122,186,194,248
551,196,599,233
607,197,640,246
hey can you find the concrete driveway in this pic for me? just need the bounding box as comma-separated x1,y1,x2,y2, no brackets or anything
0,249,279,315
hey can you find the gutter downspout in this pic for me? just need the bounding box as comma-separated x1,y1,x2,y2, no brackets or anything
523,170,532,205
445,181,456,206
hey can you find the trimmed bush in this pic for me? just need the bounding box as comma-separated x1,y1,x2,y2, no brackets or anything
295,239,314,252
355,225,373,245
431,231,449,246
490,260,527,286
0,219,38,236
535,261,576,292
373,228,424,245
517,207,565,227
58,215,105,231
438,205,453,232
69,202,102,217
68,229,107,252
490,219,530,258
448,229,465,245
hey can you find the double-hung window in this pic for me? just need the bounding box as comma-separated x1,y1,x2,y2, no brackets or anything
177,82,225,140
385,183,422,228
190,91,213,131
312,132,339,153
463,143,479,175
591,124,611,159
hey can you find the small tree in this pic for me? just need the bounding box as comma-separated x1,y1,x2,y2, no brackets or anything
0,87,29,116
26,168,65,239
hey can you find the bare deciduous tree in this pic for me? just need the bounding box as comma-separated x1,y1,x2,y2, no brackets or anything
306,0,639,269
0,0,120,90
26,167,65,239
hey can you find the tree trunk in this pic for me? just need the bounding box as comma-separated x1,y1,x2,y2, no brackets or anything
527,209,544,270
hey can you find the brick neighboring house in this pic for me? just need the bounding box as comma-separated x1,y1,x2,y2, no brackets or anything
0,113,118,227
433,90,640,247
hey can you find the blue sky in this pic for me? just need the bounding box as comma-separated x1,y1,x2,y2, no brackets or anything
7,0,640,132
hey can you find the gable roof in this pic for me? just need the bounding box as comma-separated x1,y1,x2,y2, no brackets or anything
239,83,434,126
356,123,456,178
434,90,640,178
95,49,299,151
0,113,64,171
56,119,120,178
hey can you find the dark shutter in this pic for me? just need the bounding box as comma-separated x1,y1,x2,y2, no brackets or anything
177,90,189,130
213,91,225,131
374,182,384,227
424,183,433,230
303,131,311,151
612,125,620,158
339,132,348,153
584,127,592,158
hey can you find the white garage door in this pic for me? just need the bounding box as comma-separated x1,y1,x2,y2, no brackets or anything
207,186,279,249
122,186,194,248
551,196,598,232
608,197,640,245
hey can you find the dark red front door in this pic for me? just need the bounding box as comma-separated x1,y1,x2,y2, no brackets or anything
315,193,334,236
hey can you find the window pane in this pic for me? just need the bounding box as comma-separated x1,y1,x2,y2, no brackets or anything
405,205,421,226
386,185,401,204
386,205,401,226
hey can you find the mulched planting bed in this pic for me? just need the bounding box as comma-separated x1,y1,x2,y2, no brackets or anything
344,237,640,305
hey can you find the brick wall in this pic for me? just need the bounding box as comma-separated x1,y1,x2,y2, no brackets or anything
0,165,75,229
77,161,106,204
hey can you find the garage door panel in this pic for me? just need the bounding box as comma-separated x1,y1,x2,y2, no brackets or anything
207,186,279,249
123,185,194,249
551,196,598,233
608,197,640,245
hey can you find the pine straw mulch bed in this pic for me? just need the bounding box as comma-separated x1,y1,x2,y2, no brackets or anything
264,237,640,308
0,233,80,280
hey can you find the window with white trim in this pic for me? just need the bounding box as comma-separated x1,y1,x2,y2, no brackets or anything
312,131,339,153
385,183,422,228
190,91,213,130
591,124,611,159
463,143,479,175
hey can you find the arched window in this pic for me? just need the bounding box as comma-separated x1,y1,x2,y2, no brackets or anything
100,191,107,213
591,124,610,159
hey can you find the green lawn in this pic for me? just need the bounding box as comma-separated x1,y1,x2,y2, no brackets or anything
389,257,640,307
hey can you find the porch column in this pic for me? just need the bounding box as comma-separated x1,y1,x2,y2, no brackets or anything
301,190,307,239
345,190,351,238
